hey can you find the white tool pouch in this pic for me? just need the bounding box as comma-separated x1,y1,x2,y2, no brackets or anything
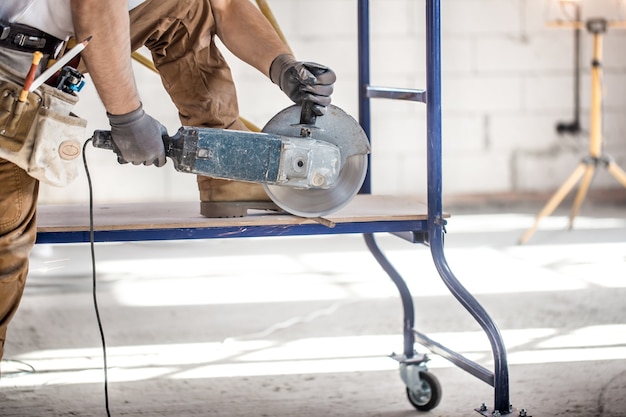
0,63,87,187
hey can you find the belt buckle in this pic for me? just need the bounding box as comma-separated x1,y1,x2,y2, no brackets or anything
14,33,46,49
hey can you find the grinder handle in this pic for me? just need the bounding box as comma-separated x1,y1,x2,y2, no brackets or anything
91,130,175,155
91,130,115,150
299,63,333,127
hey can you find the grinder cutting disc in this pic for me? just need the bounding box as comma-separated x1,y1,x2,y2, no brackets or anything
262,104,370,218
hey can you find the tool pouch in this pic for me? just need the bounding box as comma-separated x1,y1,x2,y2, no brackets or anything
0,62,87,187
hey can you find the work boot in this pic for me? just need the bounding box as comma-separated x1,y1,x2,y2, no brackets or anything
198,176,281,218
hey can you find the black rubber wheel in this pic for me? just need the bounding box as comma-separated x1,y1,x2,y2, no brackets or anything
405,371,442,411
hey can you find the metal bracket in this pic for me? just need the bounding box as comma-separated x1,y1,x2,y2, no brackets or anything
475,404,531,417
390,352,430,393
0,23,10,41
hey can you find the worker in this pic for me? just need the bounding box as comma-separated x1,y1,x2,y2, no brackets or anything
0,0,335,364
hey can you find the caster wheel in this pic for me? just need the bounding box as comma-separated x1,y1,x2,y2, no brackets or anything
406,371,442,411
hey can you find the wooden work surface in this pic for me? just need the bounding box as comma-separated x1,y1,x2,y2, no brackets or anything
37,195,435,233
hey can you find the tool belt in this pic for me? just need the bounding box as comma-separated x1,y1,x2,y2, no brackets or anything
0,20,64,57
0,60,87,187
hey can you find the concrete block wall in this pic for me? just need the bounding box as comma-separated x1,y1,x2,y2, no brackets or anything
38,0,626,204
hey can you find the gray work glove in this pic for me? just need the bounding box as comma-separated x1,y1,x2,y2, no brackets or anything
270,54,336,116
107,104,167,167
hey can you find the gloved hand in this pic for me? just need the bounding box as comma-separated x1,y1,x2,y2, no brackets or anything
107,104,167,167
270,54,336,116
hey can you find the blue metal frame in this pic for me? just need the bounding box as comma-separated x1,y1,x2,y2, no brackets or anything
357,0,372,194
357,0,511,414
36,219,428,244
35,0,512,414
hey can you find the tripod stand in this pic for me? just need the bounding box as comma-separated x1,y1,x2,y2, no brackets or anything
519,18,626,244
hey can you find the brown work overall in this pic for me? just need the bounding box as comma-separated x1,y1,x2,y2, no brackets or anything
0,0,258,360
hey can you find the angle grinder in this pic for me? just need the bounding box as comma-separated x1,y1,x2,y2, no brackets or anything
92,103,370,218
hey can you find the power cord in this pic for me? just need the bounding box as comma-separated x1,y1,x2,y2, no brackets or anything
82,138,112,417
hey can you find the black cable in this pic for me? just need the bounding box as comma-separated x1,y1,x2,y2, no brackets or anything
82,138,111,417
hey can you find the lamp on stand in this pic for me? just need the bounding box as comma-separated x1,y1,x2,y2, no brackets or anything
519,0,626,244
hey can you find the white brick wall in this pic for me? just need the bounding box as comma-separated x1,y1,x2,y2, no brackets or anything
38,0,626,204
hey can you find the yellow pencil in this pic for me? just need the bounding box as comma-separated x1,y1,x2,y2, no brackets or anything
29,35,92,92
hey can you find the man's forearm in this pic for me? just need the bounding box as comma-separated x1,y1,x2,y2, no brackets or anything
211,0,291,77
70,0,140,115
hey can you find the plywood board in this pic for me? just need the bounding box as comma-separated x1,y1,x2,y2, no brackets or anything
37,195,437,233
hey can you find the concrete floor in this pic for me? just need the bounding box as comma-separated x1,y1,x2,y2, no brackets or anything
1,199,625,417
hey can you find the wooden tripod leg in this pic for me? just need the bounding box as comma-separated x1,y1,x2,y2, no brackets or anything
607,161,626,188
519,163,587,245
568,163,595,229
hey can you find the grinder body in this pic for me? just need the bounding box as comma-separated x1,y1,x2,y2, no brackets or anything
92,126,342,190
92,104,370,217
